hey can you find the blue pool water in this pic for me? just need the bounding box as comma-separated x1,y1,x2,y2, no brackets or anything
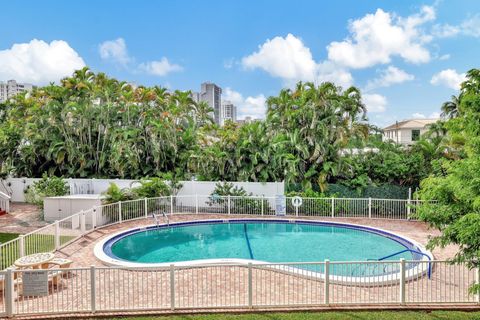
106,221,418,268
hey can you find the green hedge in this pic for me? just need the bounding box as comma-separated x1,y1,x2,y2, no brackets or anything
287,183,412,199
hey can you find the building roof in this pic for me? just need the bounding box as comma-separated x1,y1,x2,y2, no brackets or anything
383,118,438,131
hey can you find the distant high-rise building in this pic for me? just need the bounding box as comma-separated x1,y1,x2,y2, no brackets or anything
220,100,237,125
0,80,34,102
189,91,200,103
199,82,222,124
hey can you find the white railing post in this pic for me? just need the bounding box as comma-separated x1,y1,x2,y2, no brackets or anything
54,220,60,250
331,198,335,218
170,195,174,215
195,194,199,214
476,267,480,304
324,260,330,304
407,188,412,219
118,202,123,223
5,268,15,317
368,197,372,219
261,196,264,216
92,207,97,229
80,210,86,233
144,198,148,219
228,195,231,215
170,264,175,310
18,235,25,258
90,265,96,313
399,259,406,305
248,262,253,308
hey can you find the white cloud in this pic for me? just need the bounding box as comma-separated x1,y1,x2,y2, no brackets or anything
223,87,267,119
327,6,435,69
99,38,182,76
241,34,353,87
0,39,85,84
99,38,131,65
242,34,317,81
366,65,414,90
412,111,440,119
138,58,183,76
431,24,460,38
461,14,480,37
430,69,466,90
438,54,450,60
223,58,235,69
363,93,387,113
431,14,480,39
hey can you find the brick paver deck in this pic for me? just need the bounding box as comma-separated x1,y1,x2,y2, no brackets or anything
3,214,478,318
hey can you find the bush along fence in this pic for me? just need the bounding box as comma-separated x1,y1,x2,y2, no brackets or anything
0,195,477,317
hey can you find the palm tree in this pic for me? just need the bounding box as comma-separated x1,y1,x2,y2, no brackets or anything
440,95,460,119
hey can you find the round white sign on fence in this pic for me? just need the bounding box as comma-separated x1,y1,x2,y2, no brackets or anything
291,196,303,208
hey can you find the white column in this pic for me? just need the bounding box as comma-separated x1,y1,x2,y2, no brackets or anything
54,221,60,250
228,195,231,215
331,198,335,218
18,235,25,258
92,207,97,229
5,268,15,317
144,198,148,219
90,265,96,313
80,211,86,233
324,259,330,305
170,264,175,310
399,259,406,305
118,202,122,223
476,267,480,304
368,197,372,219
248,262,253,308
407,188,412,219
195,195,199,214
170,195,174,215
261,196,264,216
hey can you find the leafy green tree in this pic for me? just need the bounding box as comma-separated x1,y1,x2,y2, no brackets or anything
0,67,213,179
417,69,480,294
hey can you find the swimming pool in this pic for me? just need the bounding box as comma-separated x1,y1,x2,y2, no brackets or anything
95,219,432,281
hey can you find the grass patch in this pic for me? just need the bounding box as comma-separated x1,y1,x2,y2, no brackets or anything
93,311,480,320
0,232,19,244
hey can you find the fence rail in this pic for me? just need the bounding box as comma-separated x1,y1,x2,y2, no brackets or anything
0,195,429,270
0,260,478,317
1,195,477,317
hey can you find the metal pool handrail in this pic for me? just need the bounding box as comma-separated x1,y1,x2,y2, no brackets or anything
371,248,432,278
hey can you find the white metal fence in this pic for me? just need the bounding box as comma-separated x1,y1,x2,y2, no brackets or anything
0,195,428,270
0,195,477,317
0,260,478,317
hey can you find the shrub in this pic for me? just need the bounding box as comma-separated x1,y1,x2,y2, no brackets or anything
133,178,172,199
102,177,177,204
25,174,69,207
208,182,270,214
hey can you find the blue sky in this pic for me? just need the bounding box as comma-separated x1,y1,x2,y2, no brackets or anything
1,0,479,126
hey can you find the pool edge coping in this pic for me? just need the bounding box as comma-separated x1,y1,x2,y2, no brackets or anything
93,218,434,285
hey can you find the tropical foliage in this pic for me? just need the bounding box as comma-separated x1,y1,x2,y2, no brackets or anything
102,178,176,204
25,174,69,207
0,67,212,179
0,68,445,194
416,69,480,293
192,82,369,191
